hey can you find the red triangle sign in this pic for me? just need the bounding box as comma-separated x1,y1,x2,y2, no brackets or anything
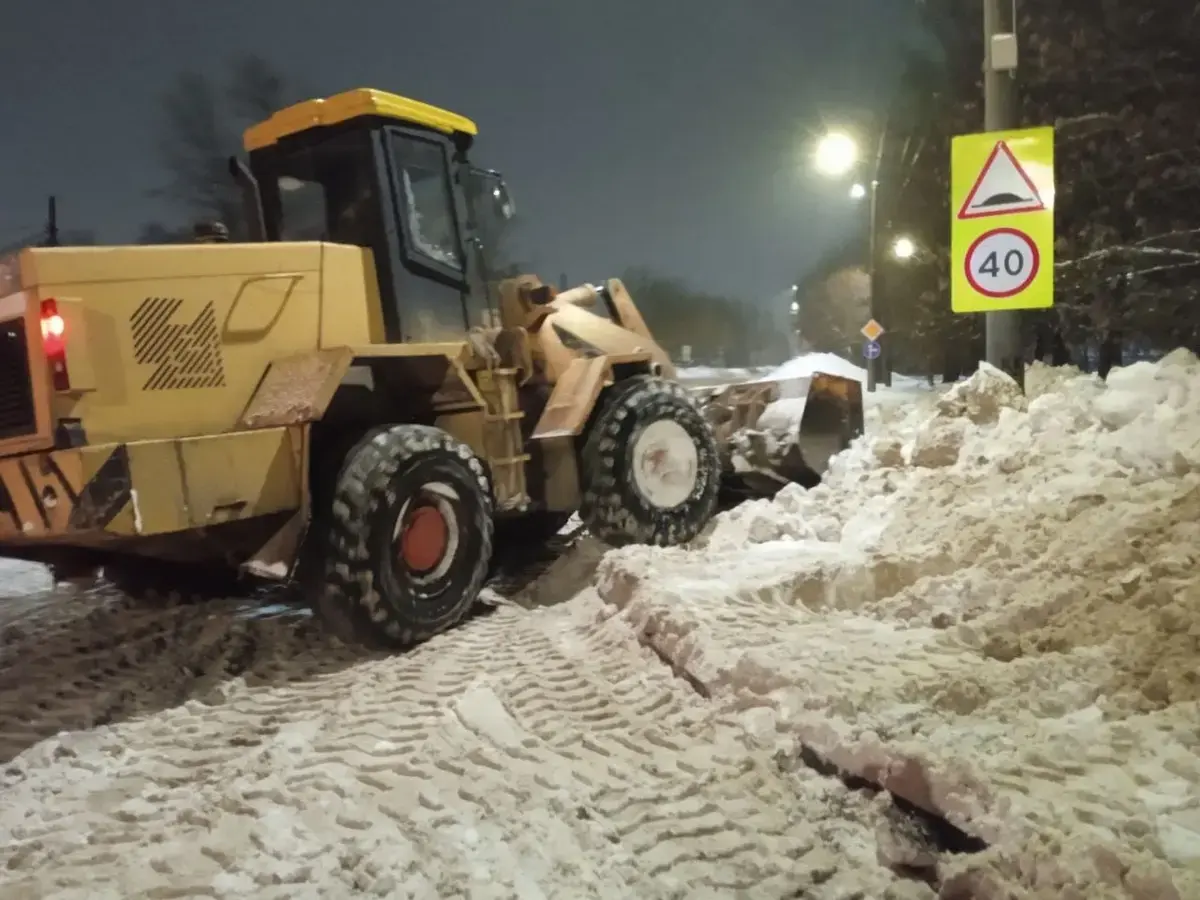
957,140,1045,219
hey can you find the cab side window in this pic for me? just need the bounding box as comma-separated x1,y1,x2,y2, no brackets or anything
388,132,464,274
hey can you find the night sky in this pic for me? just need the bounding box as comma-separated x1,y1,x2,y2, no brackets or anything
2,0,915,302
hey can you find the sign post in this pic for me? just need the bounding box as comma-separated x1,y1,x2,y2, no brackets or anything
951,127,1054,316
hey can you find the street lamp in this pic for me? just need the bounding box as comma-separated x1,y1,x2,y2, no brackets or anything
892,236,916,260
813,131,858,177
811,125,890,392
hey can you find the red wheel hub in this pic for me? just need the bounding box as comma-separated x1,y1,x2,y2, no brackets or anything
400,505,448,572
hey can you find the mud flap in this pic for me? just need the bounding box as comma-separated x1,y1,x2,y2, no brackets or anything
241,507,309,580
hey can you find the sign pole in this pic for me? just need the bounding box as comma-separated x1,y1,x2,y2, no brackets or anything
983,0,1024,390
865,180,878,393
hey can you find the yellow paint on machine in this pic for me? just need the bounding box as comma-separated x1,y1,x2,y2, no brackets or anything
243,88,478,151
117,426,305,536
951,126,1055,313
18,242,381,447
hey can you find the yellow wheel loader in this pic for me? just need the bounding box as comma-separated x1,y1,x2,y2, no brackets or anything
0,87,862,648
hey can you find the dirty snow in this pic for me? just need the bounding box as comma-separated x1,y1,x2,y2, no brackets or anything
0,563,921,899
602,352,1200,898
3,352,1200,897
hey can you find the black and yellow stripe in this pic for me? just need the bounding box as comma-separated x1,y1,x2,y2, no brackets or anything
0,444,131,539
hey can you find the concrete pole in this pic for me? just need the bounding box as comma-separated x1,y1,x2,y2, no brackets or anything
983,0,1025,389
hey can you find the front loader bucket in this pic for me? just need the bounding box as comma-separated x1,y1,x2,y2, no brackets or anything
697,373,864,499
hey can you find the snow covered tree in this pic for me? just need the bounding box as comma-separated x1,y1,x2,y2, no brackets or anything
1020,0,1200,372
869,0,1200,376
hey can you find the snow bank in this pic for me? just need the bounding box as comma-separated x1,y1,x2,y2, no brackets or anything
675,365,772,384
0,560,53,596
760,351,928,386
763,351,869,383
599,352,1200,897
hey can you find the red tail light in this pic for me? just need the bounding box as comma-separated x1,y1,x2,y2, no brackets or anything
40,298,71,391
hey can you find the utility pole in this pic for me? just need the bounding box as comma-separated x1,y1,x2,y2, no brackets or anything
983,0,1024,388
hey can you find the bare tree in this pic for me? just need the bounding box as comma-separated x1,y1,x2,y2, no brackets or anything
148,55,298,241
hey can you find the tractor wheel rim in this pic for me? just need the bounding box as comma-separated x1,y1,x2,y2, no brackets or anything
400,505,449,573
393,482,461,587
630,419,700,509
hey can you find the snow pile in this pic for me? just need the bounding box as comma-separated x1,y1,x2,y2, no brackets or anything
598,351,1200,897
675,364,772,384
0,559,53,596
762,352,869,384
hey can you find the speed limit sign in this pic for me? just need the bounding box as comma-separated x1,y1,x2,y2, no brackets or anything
964,227,1039,298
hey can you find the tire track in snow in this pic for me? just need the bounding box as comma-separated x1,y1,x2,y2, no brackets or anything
0,531,582,766
0,560,914,899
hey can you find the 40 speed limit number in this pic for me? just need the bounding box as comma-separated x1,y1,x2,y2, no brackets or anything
965,227,1040,299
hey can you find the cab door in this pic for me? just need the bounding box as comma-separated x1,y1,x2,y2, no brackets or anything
379,127,475,342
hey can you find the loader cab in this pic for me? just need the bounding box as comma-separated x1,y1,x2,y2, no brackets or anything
241,88,512,343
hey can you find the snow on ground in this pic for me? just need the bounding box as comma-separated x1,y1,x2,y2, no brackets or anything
3,353,1200,897
600,351,1200,897
0,566,920,899
0,559,53,596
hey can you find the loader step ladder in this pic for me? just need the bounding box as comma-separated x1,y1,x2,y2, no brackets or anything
475,368,531,512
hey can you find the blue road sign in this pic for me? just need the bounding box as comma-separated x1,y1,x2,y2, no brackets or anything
862,340,881,360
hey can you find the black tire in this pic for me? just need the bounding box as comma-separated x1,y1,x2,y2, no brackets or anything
579,376,720,547
313,424,494,650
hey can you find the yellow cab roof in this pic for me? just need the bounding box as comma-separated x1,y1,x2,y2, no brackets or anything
243,88,478,151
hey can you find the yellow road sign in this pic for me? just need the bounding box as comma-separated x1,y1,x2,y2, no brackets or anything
951,126,1054,313
860,318,884,342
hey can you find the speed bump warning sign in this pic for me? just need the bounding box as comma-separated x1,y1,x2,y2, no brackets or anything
951,126,1054,313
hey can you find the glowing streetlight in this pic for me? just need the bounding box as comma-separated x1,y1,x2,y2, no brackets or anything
790,300,800,313
892,236,916,260
849,182,867,200
813,131,858,177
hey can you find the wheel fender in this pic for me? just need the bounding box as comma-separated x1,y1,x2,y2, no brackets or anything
530,352,664,441
529,356,612,441
238,347,357,429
